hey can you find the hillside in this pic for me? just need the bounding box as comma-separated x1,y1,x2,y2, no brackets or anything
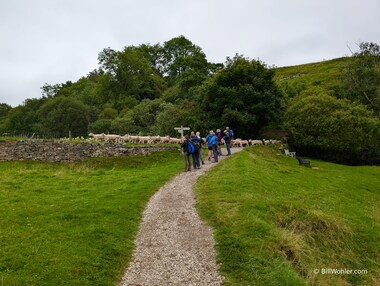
274,57,352,92
195,146,380,285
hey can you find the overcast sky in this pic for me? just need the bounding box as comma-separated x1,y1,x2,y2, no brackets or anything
1,0,379,107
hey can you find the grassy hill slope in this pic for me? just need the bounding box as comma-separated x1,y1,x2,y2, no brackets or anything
195,146,379,286
274,57,352,92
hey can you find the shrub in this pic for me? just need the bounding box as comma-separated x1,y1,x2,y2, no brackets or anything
283,88,380,165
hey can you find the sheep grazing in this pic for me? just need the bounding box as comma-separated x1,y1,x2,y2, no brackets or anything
129,135,139,143
151,136,161,144
250,139,263,146
138,136,150,144
89,132,281,149
240,139,249,147
160,136,170,143
104,134,122,143
169,137,182,144
232,138,249,147
88,133,105,140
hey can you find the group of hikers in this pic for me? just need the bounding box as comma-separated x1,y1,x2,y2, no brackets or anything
181,127,234,172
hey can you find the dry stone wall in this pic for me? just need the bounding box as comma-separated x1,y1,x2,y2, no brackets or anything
0,140,178,162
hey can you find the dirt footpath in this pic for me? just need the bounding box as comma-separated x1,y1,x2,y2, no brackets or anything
120,148,242,286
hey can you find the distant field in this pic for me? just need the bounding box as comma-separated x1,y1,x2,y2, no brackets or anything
195,146,380,285
0,151,182,285
274,57,351,92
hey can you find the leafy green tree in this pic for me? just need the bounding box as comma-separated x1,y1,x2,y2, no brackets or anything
341,42,380,114
0,103,12,119
200,55,283,138
137,43,165,75
37,97,92,137
99,105,118,119
0,103,12,133
98,46,167,101
110,115,138,135
88,119,112,134
2,98,47,135
283,88,380,164
155,101,199,136
161,36,214,96
129,99,163,134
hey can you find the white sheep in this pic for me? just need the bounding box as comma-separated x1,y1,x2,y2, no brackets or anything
138,136,151,144
250,140,263,145
160,136,170,143
169,138,182,144
104,134,122,143
88,133,105,140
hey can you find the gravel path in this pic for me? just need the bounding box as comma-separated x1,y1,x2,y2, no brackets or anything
120,148,242,286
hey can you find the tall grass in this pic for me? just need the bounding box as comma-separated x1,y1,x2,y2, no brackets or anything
195,146,380,285
274,57,351,92
0,151,182,285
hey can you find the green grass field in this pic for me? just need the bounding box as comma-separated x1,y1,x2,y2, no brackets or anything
195,146,380,286
274,57,351,92
0,151,182,285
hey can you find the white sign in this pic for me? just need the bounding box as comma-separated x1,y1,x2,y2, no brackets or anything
174,126,190,141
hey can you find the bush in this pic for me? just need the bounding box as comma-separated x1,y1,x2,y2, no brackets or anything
37,97,92,137
283,88,380,165
200,55,283,138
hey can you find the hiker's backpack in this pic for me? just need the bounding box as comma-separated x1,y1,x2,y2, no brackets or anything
187,141,195,154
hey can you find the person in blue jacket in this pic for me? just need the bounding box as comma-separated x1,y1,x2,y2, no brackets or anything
206,130,218,163
205,130,214,161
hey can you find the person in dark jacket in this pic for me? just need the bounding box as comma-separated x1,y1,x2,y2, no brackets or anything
216,129,223,156
181,135,191,172
189,131,201,169
196,131,205,165
226,126,234,148
223,130,232,156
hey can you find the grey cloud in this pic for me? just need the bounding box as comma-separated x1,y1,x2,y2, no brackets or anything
1,0,379,106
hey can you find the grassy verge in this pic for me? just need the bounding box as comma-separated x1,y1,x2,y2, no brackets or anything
0,150,182,285
195,146,380,285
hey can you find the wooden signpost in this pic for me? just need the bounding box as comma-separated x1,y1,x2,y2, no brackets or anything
174,126,190,142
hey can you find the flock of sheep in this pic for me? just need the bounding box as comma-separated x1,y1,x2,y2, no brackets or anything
88,133,282,147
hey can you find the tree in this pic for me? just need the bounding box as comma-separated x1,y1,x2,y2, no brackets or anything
155,101,199,136
0,103,11,120
283,88,380,164
98,46,167,101
129,99,163,134
37,97,92,137
200,55,283,138
341,42,380,114
1,98,47,135
161,36,214,94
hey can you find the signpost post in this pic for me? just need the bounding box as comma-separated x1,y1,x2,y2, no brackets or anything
174,126,190,142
